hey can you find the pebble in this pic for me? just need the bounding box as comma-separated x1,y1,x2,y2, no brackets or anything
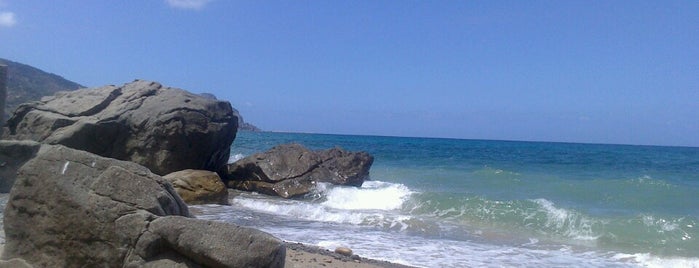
334,246,353,256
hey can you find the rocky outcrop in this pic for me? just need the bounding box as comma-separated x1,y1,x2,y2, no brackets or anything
225,144,373,198
2,144,285,267
0,140,41,193
163,169,228,205
233,107,262,132
2,80,238,175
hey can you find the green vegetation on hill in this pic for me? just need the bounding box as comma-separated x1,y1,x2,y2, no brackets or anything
0,58,84,119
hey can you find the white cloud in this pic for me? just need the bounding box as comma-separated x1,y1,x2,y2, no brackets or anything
165,0,212,10
0,11,15,27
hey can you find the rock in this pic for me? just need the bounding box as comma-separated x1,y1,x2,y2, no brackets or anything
228,178,316,199
228,144,321,183
2,80,238,175
314,147,374,186
0,258,33,268
163,169,228,205
0,140,41,193
334,247,353,257
135,216,286,268
225,144,373,198
232,106,261,132
2,145,285,267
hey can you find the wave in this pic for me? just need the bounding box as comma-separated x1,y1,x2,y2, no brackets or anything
405,192,699,257
317,181,414,210
230,181,417,230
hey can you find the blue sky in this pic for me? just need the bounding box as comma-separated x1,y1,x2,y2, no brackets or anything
1,1,697,146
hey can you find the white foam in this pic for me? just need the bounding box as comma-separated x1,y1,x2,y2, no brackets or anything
642,215,680,232
193,195,697,268
613,253,699,268
227,181,416,229
227,153,245,163
533,198,600,241
231,196,411,227
321,181,414,210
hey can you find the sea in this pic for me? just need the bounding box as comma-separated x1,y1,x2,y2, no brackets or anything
191,131,699,267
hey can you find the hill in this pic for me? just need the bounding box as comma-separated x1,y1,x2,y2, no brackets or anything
0,58,84,119
0,58,261,131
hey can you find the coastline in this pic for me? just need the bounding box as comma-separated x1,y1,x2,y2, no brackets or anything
0,193,412,268
0,242,415,268
284,242,415,268
0,232,415,268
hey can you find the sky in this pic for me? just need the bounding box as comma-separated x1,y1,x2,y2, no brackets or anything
1,1,697,147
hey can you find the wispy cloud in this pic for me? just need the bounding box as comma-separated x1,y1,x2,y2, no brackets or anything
165,0,213,10
0,11,15,27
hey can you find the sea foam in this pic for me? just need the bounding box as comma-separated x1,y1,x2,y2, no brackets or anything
320,181,414,210
230,181,415,228
227,153,245,163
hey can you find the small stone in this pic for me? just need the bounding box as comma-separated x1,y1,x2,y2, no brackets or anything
334,247,353,256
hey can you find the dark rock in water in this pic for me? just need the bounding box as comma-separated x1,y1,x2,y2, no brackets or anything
2,145,285,267
229,178,316,199
314,147,375,186
163,169,229,205
2,80,238,175
0,140,41,193
225,143,373,198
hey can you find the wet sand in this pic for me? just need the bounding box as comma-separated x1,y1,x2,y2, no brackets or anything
284,242,414,268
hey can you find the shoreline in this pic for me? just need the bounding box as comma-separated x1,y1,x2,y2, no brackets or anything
1,191,412,268
0,239,415,268
284,242,415,268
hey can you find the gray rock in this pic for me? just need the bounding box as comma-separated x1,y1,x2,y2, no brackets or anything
0,258,33,268
229,178,316,199
3,80,238,175
2,145,284,267
163,169,228,205
132,216,285,268
225,144,373,198
0,140,41,193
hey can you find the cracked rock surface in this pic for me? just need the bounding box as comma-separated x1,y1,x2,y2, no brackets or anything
2,80,238,176
225,144,373,198
2,145,285,267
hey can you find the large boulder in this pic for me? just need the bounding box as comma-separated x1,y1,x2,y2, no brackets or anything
2,145,285,267
2,80,238,175
0,140,41,193
225,144,373,198
163,169,229,205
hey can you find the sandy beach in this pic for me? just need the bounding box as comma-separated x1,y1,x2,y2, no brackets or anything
284,242,413,268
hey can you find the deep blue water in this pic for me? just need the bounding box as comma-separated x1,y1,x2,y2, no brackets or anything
194,131,699,267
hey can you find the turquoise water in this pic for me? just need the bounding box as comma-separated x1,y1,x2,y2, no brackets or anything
195,132,699,267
